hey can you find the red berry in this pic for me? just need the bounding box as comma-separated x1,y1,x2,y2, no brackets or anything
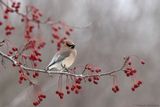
60,92,64,96
128,61,131,65
38,97,43,102
93,81,98,85
78,77,82,81
12,47,18,51
95,68,101,73
19,76,24,80
26,72,30,75
66,86,69,90
71,85,75,91
38,58,42,62
33,75,36,78
137,81,142,86
52,27,58,32
39,94,46,99
52,34,60,39
4,15,8,19
60,96,63,99
124,70,128,73
0,21,2,26
67,91,70,94
56,91,59,94
35,72,39,77
33,101,39,106
126,73,130,77
9,51,13,55
112,87,117,93
132,69,137,73
134,84,138,88
131,87,135,91
75,90,79,94
75,79,81,84
129,72,133,76
91,70,94,72
88,78,92,82
12,63,16,66
115,85,119,92
141,60,145,65
76,85,82,89
6,32,11,35
65,31,70,36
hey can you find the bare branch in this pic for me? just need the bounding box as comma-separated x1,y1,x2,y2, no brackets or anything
0,50,129,78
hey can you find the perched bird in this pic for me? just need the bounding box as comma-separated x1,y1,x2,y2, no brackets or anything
46,40,77,73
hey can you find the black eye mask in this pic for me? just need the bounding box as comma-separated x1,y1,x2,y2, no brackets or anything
66,43,75,49
70,45,75,49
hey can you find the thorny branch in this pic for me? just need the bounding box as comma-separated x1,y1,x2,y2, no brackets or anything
0,50,129,78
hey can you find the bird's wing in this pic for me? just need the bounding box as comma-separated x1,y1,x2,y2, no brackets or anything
46,50,70,69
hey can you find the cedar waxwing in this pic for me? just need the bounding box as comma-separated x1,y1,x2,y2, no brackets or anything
46,40,77,73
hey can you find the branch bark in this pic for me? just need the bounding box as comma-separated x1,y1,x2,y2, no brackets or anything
0,50,129,78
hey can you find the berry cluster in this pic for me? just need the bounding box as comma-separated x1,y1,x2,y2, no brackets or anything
33,94,46,106
85,64,101,73
65,28,73,36
5,25,15,36
51,22,74,51
3,8,13,20
18,69,27,84
123,56,144,92
7,47,18,56
29,6,43,22
11,2,21,12
124,67,137,77
55,91,64,99
32,72,39,78
84,64,101,84
87,76,100,85
131,80,142,91
29,50,42,62
55,77,83,99
70,83,82,94
24,24,34,39
56,37,67,51
112,85,120,93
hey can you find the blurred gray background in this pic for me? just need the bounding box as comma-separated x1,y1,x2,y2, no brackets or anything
0,0,160,107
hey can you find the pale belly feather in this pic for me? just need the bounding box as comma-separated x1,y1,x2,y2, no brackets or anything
62,54,75,68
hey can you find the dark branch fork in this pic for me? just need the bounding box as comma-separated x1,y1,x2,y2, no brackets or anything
0,50,129,78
